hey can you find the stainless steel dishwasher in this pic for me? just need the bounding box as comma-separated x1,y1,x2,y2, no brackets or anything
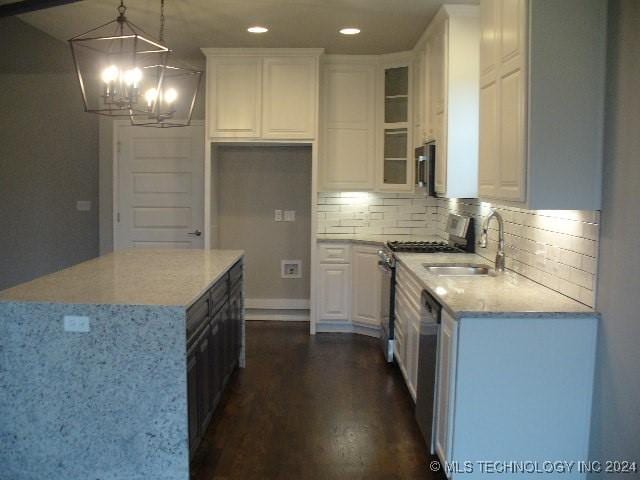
415,290,441,452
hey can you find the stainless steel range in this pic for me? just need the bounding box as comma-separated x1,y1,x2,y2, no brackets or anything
376,213,475,363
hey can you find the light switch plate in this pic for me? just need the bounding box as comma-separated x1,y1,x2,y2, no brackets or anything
284,210,296,222
274,209,283,222
64,315,90,333
76,201,92,211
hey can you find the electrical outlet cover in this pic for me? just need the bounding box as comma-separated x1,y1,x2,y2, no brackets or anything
284,210,296,222
281,260,302,279
275,210,283,221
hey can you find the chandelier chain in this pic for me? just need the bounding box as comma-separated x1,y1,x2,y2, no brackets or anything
159,0,166,43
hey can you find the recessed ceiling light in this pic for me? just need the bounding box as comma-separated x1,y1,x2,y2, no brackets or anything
339,27,361,35
247,26,269,34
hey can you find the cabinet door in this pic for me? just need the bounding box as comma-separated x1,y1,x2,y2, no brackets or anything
208,57,262,138
317,263,351,321
187,346,199,453
230,284,242,364
478,77,499,197
196,325,213,433
351,246,382,327
478,0,527,202
381,62,413,192
496,0,527,201
209,316,222,408
262,56,317,139
430,23,447,117
428,23,447,195
320,63,376,190
433,111,447,195
480,0,500,80
434,310,457,466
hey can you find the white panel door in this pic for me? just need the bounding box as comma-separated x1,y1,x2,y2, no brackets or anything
321,63,376,190
262,56,317,139
208,57,262,138
116,124,205,250
317,263,351,321
351,246,382,326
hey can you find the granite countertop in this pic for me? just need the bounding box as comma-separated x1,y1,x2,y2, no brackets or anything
0,249,244,308
395,253,597,318
316,234,443,246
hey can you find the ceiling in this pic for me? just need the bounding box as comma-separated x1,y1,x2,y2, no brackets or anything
17,0,477,65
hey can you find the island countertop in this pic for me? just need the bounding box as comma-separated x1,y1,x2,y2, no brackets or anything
0,249,244,307
395,252,597,318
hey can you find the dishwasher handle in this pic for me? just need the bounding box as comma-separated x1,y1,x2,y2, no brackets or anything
422,291,442,324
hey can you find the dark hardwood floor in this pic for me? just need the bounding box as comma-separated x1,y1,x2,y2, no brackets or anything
191,321,445,480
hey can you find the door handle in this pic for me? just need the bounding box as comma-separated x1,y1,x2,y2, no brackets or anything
188,230,202,236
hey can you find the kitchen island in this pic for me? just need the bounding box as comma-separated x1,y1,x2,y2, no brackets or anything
0,249,244,480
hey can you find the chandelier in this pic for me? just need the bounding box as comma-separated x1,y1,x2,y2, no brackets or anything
129,0,203,128
68,1,170,117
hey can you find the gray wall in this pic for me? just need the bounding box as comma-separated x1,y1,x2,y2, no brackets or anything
0,18,98,290
217,145,311,301
589,0,640,471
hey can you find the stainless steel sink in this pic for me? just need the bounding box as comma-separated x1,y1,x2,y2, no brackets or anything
423,263,492,276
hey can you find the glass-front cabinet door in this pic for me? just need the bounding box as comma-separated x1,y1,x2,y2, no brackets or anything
380,61,413,191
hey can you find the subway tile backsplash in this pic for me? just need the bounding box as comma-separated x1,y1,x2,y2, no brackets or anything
316,192,600,307
317,192,440,237
436,198,599,307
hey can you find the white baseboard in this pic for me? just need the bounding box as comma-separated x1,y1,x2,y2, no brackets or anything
315,321,381,338
246,311,310,322
245,298,310,322
245,298,310,309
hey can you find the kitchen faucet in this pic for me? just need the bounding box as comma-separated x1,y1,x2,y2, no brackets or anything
480,209,505,272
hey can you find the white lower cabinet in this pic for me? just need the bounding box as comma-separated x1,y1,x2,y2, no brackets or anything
434,309,457,467
351,246,383,327
394,263,423,400
433,313,598,479
315,243,382,331
317,263,351,321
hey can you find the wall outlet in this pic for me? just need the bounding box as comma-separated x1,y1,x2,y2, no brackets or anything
63,315,90,333
284,210,296,222
281,260,302,279
274,209,283,222
76,201,92,211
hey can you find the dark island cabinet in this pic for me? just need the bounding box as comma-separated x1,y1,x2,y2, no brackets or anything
186,259,243,456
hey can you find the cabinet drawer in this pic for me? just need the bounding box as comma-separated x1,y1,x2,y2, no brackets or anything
396,264,423,303
318,243,351,263
210,277,229,315
187,293,210,342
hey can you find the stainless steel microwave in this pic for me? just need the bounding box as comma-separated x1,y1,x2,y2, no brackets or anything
415,141,436,196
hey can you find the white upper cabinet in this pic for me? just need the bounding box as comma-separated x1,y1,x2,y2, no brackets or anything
420,5,480,199
206,56,262,138
320,58,377,191
262,56,318,139
203,49,322,141
478,0,607,210
379,53,414,192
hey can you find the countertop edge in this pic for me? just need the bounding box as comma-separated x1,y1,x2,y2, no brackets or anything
0,250,245,309
395,255,599,320
184,252,244,309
